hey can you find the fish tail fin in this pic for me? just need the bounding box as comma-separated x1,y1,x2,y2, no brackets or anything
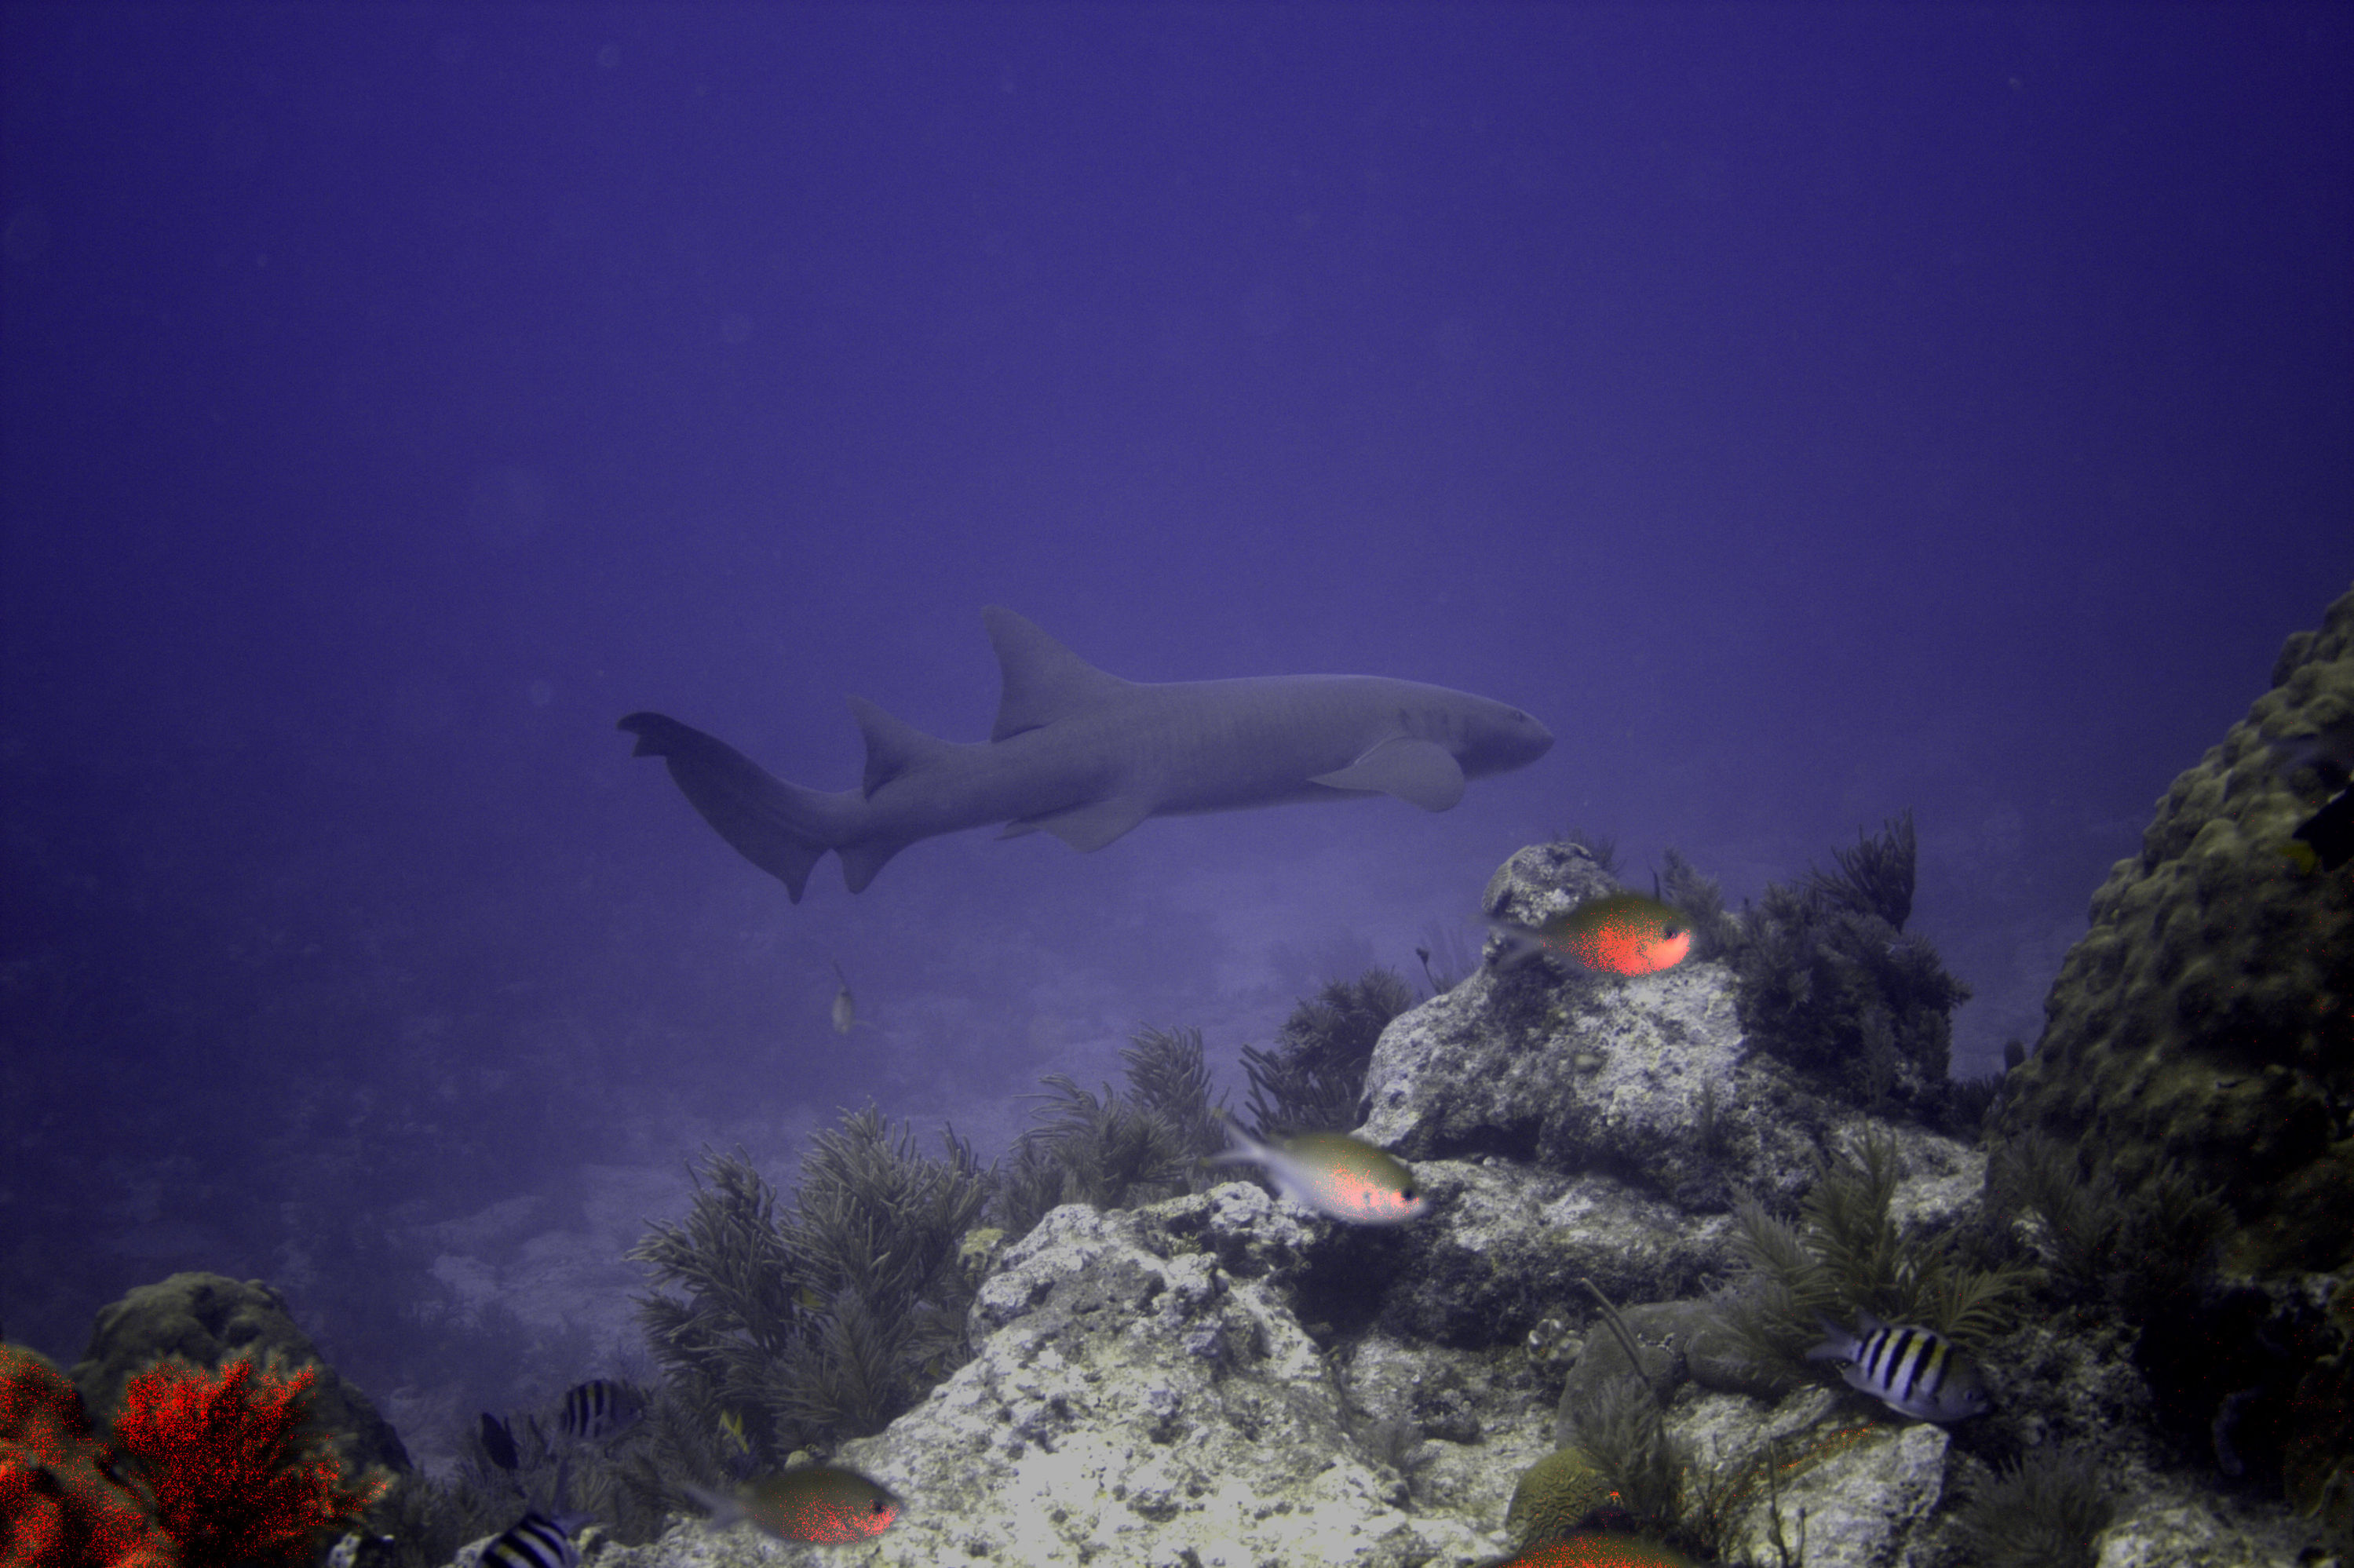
1203,1109,1264,1168
619,712,865,902
1483,918,1564,971
680,1482,743,1527
1801,1312,1851,1362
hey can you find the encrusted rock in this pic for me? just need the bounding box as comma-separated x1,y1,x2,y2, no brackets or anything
1996,584,2354,1280
652,1189,1514,1566
68,1270,408,1476
1361,841,1938,1215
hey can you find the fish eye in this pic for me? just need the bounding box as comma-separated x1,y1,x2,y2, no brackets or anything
1401,1187,1416,1201
1662,924,1684,939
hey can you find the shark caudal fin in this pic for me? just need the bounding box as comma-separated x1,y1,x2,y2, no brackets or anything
619,712,865,903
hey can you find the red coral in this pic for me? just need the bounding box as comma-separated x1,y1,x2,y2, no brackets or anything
0,1344,177,1568
108,1358,382,1568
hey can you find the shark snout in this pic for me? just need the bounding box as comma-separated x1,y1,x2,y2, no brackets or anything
1458,703,1552,777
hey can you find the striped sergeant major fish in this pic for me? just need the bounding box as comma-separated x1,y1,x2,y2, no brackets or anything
1806,1311,1989,1422
476,1512,586,1568
558,1378,645,1443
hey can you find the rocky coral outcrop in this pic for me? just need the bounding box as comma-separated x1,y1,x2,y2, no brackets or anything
573,782,2351,1567
1361,841,1950,1216
612,1186,1537,1567
1995,584,2354,1280
69,1271,408,1477
1990,586,2354,1545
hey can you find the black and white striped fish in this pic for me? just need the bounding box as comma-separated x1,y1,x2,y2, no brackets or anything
1805,1311,1989,1422
557,1378,645,1442
476,1511,584,1568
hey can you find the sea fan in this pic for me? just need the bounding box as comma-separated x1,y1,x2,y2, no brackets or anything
110,1356,385,1568
0,1344,176,1568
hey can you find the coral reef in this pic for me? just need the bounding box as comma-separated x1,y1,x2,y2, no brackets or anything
997,1026,1226,1239
1657,848,1740,962
1726,813,1971,1117
68,1272,407,1479
1947,1449,2114,1568
631,1106,989,1472
1241,968,1418,1135
1713,1129,2028,1386
1805,811,1917,928
1502,1445,1609,1547
1361,841,1990,1223
1995,583,2353,1280
0,1344,176,1568
111,1357,387,1568
785,1187,1528,1566
1414,919,1482,996
1991,584,2354,1516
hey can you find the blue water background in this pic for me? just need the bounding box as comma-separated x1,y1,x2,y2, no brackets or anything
3,4,2348,1433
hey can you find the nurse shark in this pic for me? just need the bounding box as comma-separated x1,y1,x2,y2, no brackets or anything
620,607,1553,901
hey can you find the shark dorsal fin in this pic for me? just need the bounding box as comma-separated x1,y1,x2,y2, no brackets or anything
984,607,1131,742
849,695,954,797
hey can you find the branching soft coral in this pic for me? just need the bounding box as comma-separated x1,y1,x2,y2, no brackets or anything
110,1357,385,1568
0,1344,177,1568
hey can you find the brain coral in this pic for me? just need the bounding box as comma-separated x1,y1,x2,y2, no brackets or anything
1996,583,2354,1278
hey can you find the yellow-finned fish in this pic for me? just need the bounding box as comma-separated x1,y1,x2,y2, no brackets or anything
1206,1114,1426,1225
1805,1310,1990,1423
684,1466,900,1544
1489,892,1692,977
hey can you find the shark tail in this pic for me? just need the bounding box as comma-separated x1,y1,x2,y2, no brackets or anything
619,712,867,903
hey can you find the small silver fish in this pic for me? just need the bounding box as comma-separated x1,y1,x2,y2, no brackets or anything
1805,1311,1988,1422
1206,1115,1427,1225
830,960,857,1035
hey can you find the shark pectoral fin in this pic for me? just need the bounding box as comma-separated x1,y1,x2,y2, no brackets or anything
1311,738,1466,811
1003,794,1155,852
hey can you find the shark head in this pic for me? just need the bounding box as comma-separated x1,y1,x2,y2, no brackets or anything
1446,695,1554,779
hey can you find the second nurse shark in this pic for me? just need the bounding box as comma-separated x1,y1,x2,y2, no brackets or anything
621,607,1553,900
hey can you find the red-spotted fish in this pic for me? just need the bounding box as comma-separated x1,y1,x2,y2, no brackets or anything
1489,892,1692,977
1206,1115,1427,1225
1805,1310,1989,1422
1478,1532,1702,1566
684,1467,900,1544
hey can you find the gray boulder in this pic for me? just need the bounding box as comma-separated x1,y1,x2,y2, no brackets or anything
1363,841,1836,1211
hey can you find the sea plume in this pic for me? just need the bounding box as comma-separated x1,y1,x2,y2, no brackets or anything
110,1357,385,1568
